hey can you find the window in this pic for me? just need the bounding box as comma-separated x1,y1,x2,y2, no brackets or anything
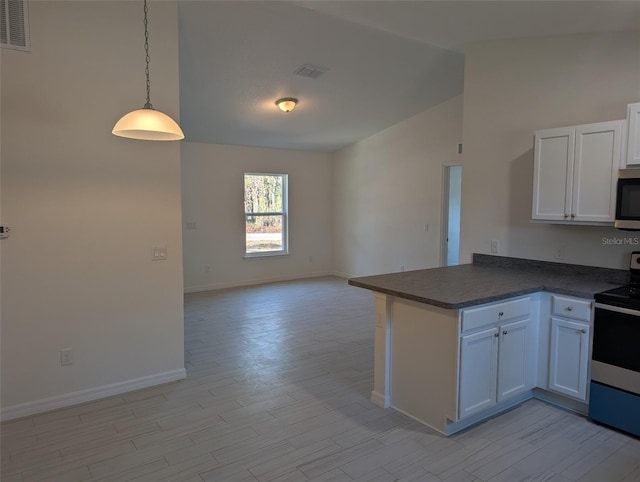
244,173,288,256
1,0,30,51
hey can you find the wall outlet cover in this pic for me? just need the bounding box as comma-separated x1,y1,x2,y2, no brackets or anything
60,349,73,366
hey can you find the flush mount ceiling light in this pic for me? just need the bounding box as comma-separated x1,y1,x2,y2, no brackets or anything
112,0,184,141
275,98,298,113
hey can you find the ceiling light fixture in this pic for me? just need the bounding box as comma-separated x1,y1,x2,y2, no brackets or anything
112,0,184,141
275,98,298,113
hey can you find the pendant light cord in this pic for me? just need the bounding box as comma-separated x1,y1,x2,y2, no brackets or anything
143,0,153,109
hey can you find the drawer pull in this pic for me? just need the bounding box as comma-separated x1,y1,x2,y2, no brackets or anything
566,306,573,312
579,328,586,334
503,330,508,335
499,311,504,316
494,333,499,338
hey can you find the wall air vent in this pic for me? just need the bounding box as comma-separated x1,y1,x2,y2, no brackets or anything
293,63,328,79
1,0,30,51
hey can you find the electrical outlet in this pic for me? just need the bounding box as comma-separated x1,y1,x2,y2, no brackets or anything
554,246,566,259
400,265,405,272
491,239,500,254
60,349,73,366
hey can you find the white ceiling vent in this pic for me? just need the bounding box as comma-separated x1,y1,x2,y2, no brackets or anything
293,63,328,79
1,0,30,51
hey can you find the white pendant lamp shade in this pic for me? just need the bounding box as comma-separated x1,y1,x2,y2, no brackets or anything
112,0,184,141
112,107,184,141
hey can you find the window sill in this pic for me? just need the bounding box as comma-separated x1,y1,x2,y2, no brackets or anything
244,251,290,260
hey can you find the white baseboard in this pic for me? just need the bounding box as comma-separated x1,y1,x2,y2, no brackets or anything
532,388,589,415
370,390,390,408
331,270,356,279
0,368,187,421
184,271,333,294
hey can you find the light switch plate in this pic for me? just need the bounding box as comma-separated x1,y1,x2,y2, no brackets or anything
152,245,167,261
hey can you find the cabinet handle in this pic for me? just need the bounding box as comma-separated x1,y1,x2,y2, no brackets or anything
566,306,573,312
571,214,576,218
579,328,586,334
503,330,508,335
499,311,504,316
494,333,499,338
564,214,569,218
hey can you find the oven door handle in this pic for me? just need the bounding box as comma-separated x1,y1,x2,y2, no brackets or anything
595,302,640,316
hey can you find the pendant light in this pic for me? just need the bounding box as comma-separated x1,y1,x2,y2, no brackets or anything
112,0,184,141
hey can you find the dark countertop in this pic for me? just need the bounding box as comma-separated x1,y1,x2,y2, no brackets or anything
348,254,629,309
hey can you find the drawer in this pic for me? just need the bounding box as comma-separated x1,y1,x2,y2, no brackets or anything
552,295,592,322
462,297,531,332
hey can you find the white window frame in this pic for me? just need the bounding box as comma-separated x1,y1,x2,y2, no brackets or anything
244,173,289,258
1,0,31,52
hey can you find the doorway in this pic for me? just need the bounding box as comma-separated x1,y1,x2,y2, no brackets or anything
442,165,462,266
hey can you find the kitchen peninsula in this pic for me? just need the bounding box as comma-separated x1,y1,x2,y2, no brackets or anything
349,254,628,435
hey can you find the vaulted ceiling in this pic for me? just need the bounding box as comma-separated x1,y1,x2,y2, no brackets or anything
177,1,640,152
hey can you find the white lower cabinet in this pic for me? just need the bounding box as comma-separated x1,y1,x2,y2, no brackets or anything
548,317,590,400
498,319,531,400
458,298,533,419
545,294,592,402
379,292,593,435
459,326,499,418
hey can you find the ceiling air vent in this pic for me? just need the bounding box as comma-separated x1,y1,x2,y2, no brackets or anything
1,0,30,51
293,63,328,80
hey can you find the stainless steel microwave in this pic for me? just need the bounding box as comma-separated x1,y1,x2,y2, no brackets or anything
615,170,640,230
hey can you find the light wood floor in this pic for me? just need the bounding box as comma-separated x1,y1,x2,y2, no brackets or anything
2,276,639,481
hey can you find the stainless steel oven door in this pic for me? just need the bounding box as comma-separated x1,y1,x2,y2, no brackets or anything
593,303,640,394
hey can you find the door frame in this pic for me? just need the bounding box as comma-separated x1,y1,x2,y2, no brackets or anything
441,163,462,267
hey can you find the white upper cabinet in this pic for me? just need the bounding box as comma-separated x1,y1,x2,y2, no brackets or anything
623,102,640,167
532,120,623,224
572,122,622,223
532,127,575,222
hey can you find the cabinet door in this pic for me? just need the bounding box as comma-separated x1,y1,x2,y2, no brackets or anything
459,326,499,419
532,127,575,221
572,121,622,223
548,318,590,400
625,102,640,167
497,318,531,401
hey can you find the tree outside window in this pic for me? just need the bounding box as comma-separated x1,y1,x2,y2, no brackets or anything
244,173,288,256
